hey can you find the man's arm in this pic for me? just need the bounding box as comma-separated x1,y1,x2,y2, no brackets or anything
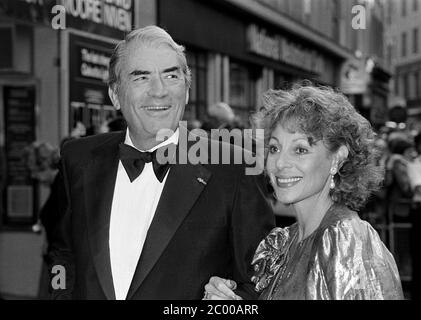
230,171,275,299
46,152,75,299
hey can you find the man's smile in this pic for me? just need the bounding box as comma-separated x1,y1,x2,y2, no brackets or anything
141,105,172,111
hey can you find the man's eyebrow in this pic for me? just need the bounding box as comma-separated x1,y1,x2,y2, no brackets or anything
162,66,181,73
129,66,180,76
129,70,150,76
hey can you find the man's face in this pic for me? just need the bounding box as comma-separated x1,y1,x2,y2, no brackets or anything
109,42,189,144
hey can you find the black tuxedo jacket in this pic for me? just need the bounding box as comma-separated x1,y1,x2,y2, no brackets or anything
48,130,274,299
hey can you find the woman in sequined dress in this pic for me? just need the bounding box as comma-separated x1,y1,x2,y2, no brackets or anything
203,84,403,300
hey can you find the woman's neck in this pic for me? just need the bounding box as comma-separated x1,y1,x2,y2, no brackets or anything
293,197,334,242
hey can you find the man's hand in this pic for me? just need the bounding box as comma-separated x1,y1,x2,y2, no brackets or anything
203,276,243,300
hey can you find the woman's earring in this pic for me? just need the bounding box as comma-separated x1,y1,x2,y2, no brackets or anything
330,167,337,190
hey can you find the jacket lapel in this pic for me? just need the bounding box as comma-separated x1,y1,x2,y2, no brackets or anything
126,139,212,299
83,132,125,300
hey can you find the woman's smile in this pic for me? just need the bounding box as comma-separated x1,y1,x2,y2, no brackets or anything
274,176,303,188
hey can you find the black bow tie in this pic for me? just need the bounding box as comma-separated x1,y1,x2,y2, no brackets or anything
119,143,173,183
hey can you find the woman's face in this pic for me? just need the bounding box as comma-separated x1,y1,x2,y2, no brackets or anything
266,124,334,207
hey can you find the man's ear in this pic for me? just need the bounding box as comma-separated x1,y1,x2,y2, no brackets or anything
108,86,120,110
185,89,189,105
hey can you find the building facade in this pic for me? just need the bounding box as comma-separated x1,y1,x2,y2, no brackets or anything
158,0,357,126
0,0,391,298
383,0,421,295
385,0,421,130
0,0,141,298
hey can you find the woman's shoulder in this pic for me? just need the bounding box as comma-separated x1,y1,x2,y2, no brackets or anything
308,205,403,299
310,204,393,271
315,204,368,241
251,224,298,293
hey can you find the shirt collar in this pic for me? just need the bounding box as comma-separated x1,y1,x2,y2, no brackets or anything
124,128,179,152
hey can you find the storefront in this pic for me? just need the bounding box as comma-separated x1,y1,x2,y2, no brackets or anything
158,0,345,126
58,0,134,135
0,0,136,298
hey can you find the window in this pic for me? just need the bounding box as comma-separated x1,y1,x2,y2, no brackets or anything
402,32,407,57
229,61,259,125
395,75,400,96
386,2,392,25
387,44,393,67
402,0,407,16
185,50,207,122
414,70,421,99
331,0,339,42
414,0,419,11
0,27,13,70
414,28,419,54
274,73,293,90
419,70,421,98
415,70,420,98
403,73,409,98
410,72,416,99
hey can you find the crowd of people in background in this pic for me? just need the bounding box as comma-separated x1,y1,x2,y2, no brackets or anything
360,124,421,300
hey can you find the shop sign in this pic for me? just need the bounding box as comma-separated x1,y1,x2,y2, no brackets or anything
79,46,110,82
69,33,113,108
340,58,369,94
246,24,324,74
0,0,54,24
0,0,133,39
68,33,117,132
57,0,133,37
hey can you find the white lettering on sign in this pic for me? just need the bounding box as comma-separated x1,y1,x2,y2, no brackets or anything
57,0,132,32
246,24,324,75
246,25,279,61
81,48,110,66
80,48,110,82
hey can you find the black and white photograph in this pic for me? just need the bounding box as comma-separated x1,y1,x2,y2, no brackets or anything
0,0,419,309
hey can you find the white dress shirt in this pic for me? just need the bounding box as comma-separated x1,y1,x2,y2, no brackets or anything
109,129,179,300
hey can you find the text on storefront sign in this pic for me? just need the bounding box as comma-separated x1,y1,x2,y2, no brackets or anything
79,47,110,82
246,24,324,74
57,0,132,32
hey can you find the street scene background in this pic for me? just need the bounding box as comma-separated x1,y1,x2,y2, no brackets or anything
0,0,420,300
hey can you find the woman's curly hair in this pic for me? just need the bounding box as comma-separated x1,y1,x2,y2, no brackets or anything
251,83,384,210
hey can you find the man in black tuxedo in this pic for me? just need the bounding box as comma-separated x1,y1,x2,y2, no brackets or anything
48,26,274,300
